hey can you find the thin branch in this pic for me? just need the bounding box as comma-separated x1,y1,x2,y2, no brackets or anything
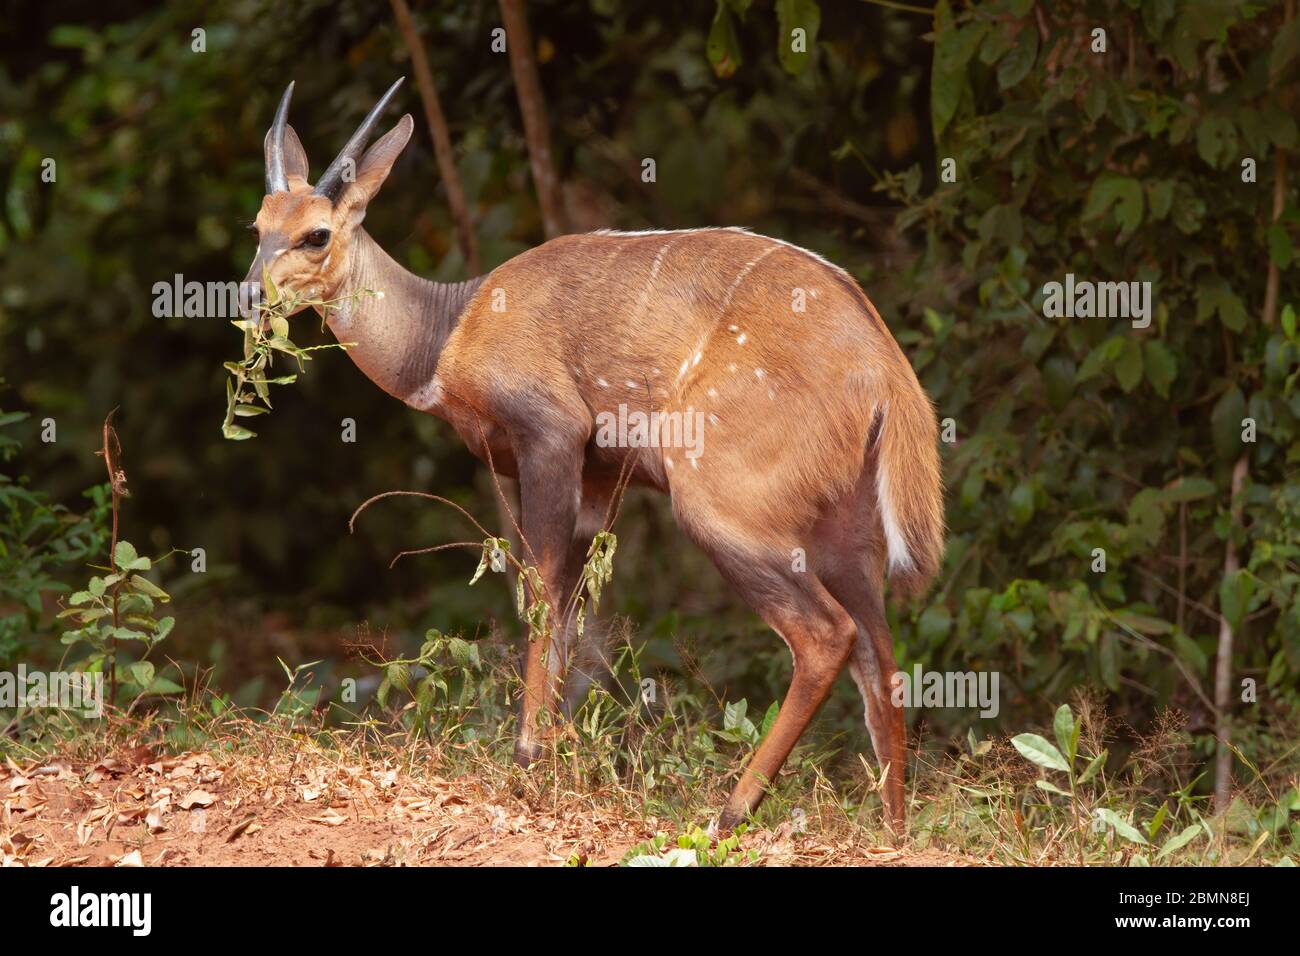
860,0,933,14
1177,501,1187,634
1134,566,1220,629
1104,607,1216,715
1262,151,1288,325
499,0,567,238
94,408,128,705
350,490,493,541
390,0,482,274
386,540,483,569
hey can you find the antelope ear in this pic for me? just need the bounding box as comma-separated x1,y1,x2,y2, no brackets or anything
341,114,414,210
263,123,311,187
283,124,310,185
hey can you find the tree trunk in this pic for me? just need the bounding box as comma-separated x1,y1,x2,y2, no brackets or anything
1214,114,1288,814
1213,455,1249,814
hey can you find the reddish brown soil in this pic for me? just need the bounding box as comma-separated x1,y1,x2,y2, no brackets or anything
0,748,973,867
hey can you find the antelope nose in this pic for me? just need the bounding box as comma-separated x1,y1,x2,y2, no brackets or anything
238,270,268,327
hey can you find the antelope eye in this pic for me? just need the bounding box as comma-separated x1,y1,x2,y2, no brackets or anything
303,228,331,249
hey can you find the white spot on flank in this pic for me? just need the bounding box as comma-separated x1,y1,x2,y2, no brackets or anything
665,456,675,469
736,333,747,345
596,378,609,388
693,351,702,366
678,359,689,380
728,324,738,332
625,379,638,389
728,363,737,373
690,457,699,469
708,413,719,425
706,388,717,398
754,368,765,378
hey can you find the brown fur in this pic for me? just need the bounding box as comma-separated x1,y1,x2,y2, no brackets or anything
247,102,945,832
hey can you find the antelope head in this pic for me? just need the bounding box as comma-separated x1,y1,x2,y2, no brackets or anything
244,79,413,314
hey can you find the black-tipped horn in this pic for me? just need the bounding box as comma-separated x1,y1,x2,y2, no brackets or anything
313,77,405,202
264,81,295,194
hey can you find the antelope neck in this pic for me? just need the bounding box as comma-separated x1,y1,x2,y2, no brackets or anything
323,229,484,402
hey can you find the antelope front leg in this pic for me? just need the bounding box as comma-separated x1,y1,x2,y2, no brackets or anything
512,438,583,768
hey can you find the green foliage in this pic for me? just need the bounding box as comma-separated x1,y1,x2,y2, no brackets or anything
576,529,616,637
220,278,369,441
0,407,108,664
372,628,494,739
879,0,1300,793
56,537,181,697
946,702,1289,868
707,0,820,79
622,824,759,866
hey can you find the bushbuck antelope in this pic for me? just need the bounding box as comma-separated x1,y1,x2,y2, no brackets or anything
245,80,944,832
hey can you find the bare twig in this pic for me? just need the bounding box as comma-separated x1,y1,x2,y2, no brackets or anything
94,409,129,704
390,0,482,274
350,490,494,541
499,0,567,238
860,0,933,14
1177,501,1187,634
1262,152,1288,325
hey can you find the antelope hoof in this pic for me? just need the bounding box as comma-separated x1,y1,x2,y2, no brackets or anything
717,806,747,832
513,738,543,769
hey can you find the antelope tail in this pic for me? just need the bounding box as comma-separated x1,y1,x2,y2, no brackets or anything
874,386,945,598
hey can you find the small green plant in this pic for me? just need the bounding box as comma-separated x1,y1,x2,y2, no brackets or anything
467,527,618,649
272,656,324,719
57,538,179,701
220,274,374,440
1012,702,1217,863
54,412,181,707
1011,702,1109,802
621,824,759,867
712,697,779,748
370,628,490,740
